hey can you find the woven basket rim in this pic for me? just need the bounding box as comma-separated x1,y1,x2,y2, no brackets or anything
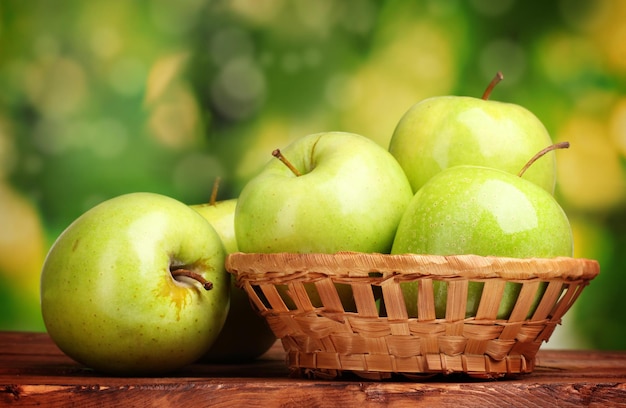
225,252,599,282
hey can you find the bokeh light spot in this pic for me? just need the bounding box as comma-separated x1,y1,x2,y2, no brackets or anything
609,98,626,157
145,52,189,105
605,24,626,71
557,116,626,211
294,0,335,36
0,184,46,285
109,57,147,97
24,57,88,118
90,26,122,59
210,27,255,65
148,84,201,149
229,0,285,25
210,57,266,120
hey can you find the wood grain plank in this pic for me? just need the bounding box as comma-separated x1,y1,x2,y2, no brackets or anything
1,332,626,407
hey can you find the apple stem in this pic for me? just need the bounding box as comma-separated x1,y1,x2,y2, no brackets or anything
209,177,221,206
272,149,302,176
482,71,504,100
518,141,570,178
171,268,213,290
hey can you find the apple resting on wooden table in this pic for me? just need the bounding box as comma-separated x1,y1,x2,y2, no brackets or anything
40,192,230,376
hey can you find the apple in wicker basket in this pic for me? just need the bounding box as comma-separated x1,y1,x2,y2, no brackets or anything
235,131,414,309
388,72,556,194
391,143,573,319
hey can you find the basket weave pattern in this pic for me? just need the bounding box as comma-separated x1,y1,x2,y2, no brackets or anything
226,252,599,379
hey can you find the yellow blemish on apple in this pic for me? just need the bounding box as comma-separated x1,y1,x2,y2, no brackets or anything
154,278,191,321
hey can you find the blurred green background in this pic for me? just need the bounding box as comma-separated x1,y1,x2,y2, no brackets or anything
1,0,624,350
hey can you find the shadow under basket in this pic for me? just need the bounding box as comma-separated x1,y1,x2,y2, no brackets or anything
225,252,600,380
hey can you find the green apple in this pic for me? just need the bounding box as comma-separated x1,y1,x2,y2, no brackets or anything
191,197,277,363
236,131,413,254
193,198,239,254
388,73,556,194
235,131,413,311
40,192,230,376
391,165,573,319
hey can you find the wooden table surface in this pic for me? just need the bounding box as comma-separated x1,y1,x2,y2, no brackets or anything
1,331,625,407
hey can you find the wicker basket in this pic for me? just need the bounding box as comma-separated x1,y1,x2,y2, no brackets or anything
225,252,599,380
